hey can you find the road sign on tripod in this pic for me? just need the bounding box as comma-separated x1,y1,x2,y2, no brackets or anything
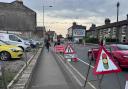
93,46,121,75
64,44,78,61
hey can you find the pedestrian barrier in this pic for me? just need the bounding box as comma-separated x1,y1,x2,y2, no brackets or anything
54,45,65,53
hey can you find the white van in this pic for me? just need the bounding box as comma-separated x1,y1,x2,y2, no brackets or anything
0,33,30,51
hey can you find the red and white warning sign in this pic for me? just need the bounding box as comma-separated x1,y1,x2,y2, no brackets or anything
64,44,78,61
64,44,75,54
93,46,121,75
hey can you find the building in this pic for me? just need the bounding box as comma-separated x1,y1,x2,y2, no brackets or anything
31,26,46,40
46,30,57,42
67,22,86,42
86,15,128,43
0,0,36,38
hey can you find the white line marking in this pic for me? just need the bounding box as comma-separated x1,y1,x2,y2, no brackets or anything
57,54,83,86
78,58,94,68
59,55,97,89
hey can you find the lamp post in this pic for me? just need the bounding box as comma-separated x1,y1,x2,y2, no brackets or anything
116,1,120,43
42,5,53,27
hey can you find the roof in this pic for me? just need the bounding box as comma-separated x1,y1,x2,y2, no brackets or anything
72,25,86,29
46,31,55,35
96,20,128,30
67,24,86,30
0,1,36,14
36,27,46,31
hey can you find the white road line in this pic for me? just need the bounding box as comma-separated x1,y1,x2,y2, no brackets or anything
59,55,97,89
57,54,83,86
78,58,94,68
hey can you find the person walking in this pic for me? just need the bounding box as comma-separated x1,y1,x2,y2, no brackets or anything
45,40,51,52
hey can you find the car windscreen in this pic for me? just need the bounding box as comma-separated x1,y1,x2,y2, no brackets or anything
117,45,128,50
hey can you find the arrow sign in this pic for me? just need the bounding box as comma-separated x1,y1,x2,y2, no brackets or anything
93,46,121,75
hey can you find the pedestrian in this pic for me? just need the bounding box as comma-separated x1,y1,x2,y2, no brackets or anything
45,40,51,52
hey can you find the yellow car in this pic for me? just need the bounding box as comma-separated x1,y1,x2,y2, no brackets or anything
0,40,23,60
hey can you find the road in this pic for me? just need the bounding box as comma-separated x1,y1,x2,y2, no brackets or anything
68,44,128,89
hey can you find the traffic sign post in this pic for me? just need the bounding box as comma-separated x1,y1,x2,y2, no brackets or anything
84,46,122,89
64,44,78,62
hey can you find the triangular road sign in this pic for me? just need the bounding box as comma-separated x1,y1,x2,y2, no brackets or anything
93,46,121,75
64,44,75,54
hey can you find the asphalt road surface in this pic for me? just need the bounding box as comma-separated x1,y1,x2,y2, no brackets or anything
69,44,128,89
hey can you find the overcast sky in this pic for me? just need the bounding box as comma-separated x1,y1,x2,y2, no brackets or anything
0,0,128,37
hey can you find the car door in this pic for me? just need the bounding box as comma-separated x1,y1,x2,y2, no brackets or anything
8,35,22,45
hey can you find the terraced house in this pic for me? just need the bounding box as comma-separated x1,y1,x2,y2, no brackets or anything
86,15,128,43
0,0,37,38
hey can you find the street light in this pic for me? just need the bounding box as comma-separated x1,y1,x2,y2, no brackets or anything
116,1,120,43
42,5,53,27
117,1,120,22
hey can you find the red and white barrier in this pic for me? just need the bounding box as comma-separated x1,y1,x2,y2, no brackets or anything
54,45,65,53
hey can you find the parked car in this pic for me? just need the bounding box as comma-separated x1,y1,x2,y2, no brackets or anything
0,33,31,51
88,44,128,68
0,40,23,60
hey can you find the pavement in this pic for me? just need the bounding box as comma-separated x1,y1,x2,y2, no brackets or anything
28,48,78,89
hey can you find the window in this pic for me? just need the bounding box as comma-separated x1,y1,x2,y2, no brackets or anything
9,35,21,42
122,26,127,33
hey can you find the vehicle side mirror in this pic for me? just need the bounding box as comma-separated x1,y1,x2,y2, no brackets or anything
18,39,22,42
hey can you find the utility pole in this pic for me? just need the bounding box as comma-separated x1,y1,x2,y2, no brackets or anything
116,1,120,43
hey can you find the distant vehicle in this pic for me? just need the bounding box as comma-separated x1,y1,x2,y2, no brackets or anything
0,33,30,51
88,44,128,68
0,40,23,60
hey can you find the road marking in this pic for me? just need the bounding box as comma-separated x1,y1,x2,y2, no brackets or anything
59,55,97,89
78,58,94,68
57,54,83,86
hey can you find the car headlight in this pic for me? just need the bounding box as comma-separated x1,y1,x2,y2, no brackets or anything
10,48,19,52
24,42,30,45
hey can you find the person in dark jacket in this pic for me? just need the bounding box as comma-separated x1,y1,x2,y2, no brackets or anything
45,40,51,52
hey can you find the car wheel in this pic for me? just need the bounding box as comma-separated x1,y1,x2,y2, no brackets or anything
0,51,11,61
88,53,93,61
18,46,24,51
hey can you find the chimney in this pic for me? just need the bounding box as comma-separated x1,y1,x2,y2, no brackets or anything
105,18,111,25
73,22,77,26
13,0,23,4
127,14,128,20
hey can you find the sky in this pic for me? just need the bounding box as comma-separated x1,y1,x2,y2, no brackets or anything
0,0,128,37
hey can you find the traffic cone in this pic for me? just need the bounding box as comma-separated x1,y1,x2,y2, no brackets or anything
72,58,78,62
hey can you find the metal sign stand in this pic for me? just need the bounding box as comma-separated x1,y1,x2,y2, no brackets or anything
84,47,122,89
83,60,104,89
84,49,103,89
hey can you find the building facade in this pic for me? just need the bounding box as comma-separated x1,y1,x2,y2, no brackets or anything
86,16,128,43
0,0,36,38
67,22,86,42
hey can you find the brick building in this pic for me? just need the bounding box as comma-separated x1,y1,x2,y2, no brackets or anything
0,0,36,38
86,15,128,43
67,22,86,42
